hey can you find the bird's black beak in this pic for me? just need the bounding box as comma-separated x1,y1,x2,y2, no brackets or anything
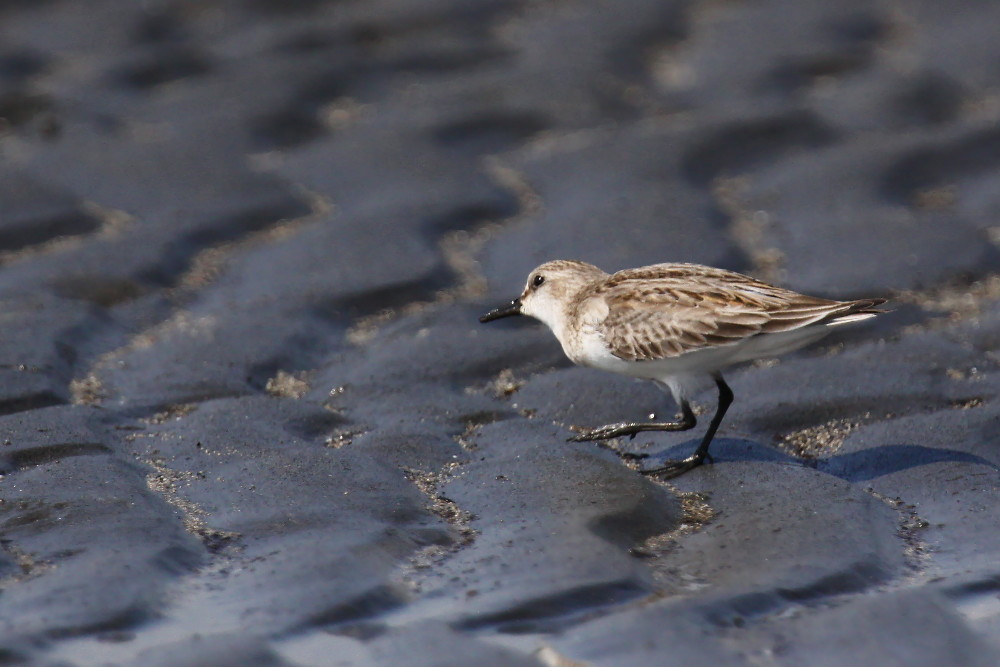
480,298,522,323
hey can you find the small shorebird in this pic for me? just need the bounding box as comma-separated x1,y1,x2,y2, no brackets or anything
480,261,886,478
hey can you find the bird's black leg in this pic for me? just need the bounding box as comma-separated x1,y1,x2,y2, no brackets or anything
567,401,696,442
640,373,734,478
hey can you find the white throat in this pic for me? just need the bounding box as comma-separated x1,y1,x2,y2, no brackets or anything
523,295,577,352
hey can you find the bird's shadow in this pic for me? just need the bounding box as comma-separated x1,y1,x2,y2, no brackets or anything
635,438,998,483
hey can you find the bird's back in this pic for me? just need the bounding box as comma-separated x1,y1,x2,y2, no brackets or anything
573,263,885,363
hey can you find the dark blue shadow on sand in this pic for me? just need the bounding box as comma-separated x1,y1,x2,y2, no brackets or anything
816,444,998,482
639,438,998,483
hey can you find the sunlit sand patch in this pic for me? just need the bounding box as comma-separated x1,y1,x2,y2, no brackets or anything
0,201,132,267
632,485,717,591
399,462,478,592
265,370,311,399
69,373,105,406
777,417,862,459
142,452,240,552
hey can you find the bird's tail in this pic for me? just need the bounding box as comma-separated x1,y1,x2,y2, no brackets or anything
825,298,889,326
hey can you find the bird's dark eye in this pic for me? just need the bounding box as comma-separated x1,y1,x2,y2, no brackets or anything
532,274,545,288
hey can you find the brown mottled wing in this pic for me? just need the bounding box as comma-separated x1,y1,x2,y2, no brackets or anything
594,264,882,361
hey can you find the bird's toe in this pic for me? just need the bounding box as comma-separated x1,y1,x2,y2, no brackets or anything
567,423,631,441
639,454,706,479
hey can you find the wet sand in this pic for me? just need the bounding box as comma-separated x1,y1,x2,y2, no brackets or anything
1,1,1000,665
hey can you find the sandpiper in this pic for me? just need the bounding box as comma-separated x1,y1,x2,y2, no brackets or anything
480,260,886,478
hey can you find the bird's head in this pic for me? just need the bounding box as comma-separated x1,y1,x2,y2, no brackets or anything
479,260,606,332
